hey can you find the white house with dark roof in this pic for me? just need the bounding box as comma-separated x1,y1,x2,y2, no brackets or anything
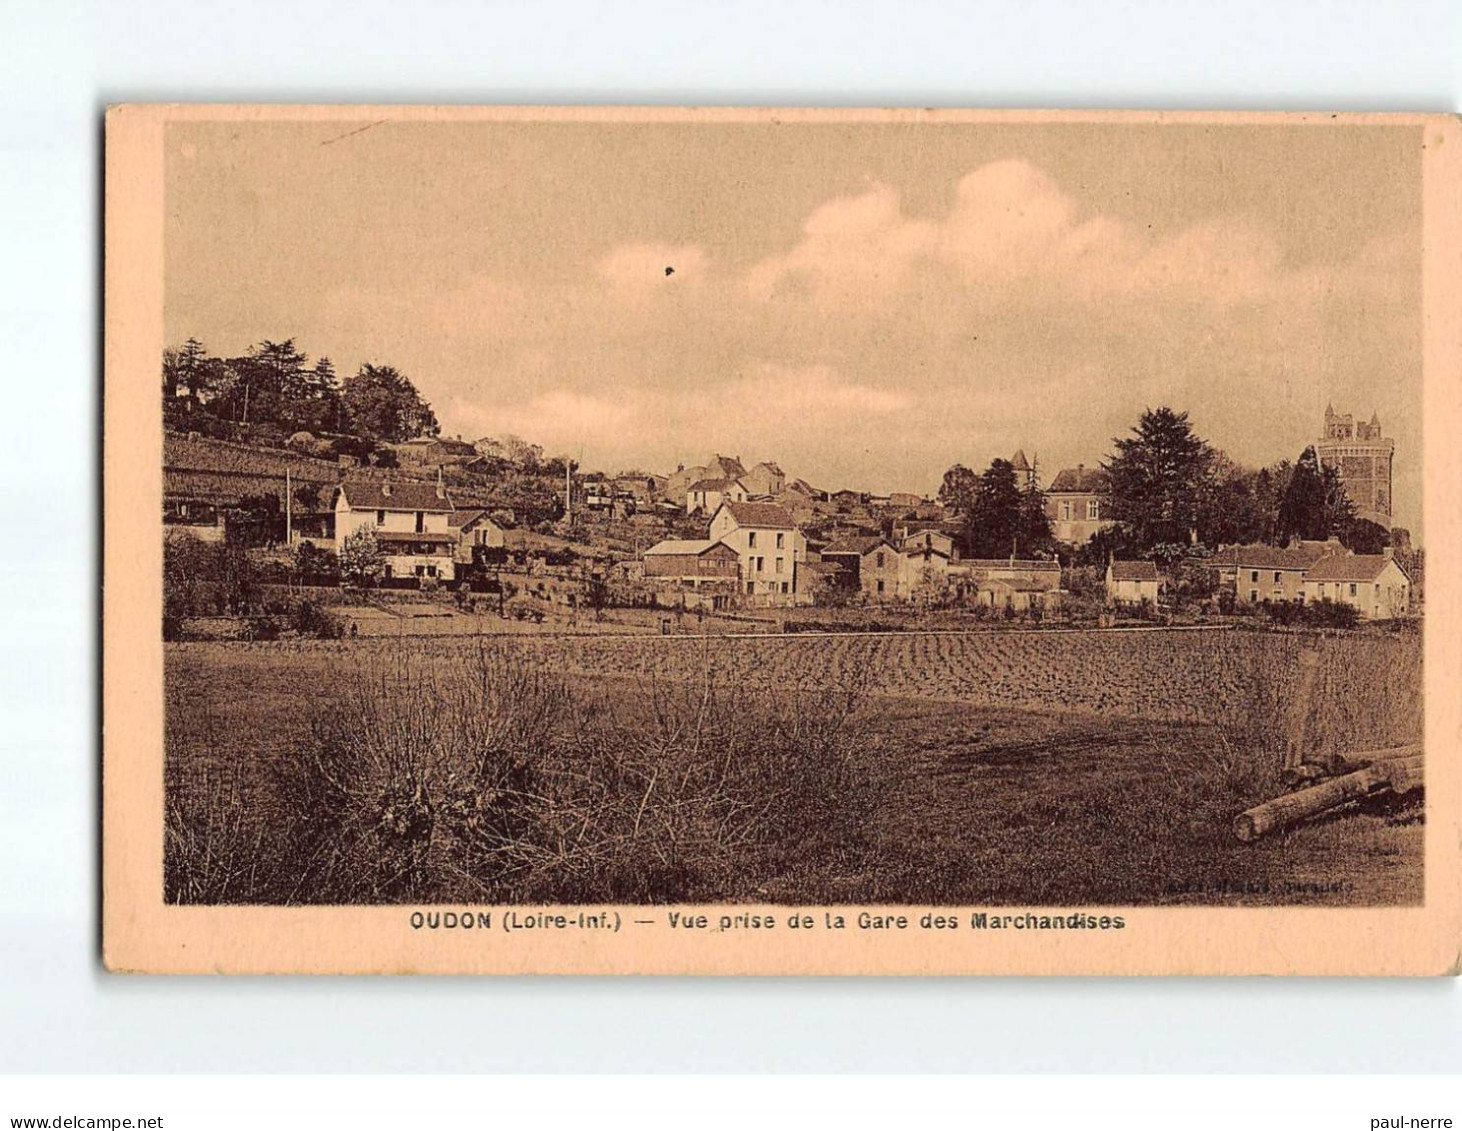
1212,539,1339,605
742,461,786,497
1301,553,1411,619
448,508,506,564
1105,559,1162,605
708,500,807,605
686,476,749,515
335,479,457,582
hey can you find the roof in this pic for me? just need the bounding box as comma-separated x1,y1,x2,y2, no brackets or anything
1212,541,1336,571
716,500,795,530
339,480,453,512
1048,466,1110,494
402,434,477,453
687,477,742,492
644,538,734,557
447,508,495,530
708,455,747,477
751,461,784,475
1304,554,1403,583
963,558,1061,572
1110,560,1160,581
822,535,893,556
1011,449,1031,471
903,528,951,543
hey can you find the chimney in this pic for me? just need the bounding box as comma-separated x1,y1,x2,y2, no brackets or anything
1383,546,1394,560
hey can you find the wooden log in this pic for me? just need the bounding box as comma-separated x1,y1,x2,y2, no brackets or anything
1234,754,1423,843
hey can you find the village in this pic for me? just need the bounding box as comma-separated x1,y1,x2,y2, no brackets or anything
163,390,1418,640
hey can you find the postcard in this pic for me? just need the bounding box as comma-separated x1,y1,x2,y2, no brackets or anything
104,105,1461,973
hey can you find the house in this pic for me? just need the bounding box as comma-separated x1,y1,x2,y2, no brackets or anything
888,491,924,509
900,529,955,599
392,434,480,466
614,472,667,505
335,479,457,583
642,539,741,600
1046,465,1113,543
448,509,507,564
822,535,903,601
742,461,786,497
706,454,748,480
1213,540,1338,605
686,476,749,515
955,558,1063,610
664,463,709,502
708,500,807,605
902,529,956,561
975,577,1061,614
1301,553,1411,619
1106,560,1162,605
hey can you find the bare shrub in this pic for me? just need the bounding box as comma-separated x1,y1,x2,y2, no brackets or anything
169,646,883,905
164,758,272,903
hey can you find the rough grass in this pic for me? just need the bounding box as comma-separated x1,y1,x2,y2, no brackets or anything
165,645,879,905
163,627,1424,907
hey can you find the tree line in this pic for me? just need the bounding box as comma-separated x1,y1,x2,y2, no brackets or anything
939,407,1395,563
163,337,440,454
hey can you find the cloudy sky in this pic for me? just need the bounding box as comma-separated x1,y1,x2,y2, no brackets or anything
165,117,1423,533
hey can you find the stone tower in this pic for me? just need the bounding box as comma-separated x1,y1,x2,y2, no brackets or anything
1317,404,1394,526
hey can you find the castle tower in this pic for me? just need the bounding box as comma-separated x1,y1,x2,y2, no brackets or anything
1010,449,1036,492
1316,406,1394,526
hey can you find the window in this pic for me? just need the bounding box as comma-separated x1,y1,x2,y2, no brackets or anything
776,532,784,549
1249,590,1258,603
756,556,764,573
1087,500,1100,520
1250,570,1259,583
780,582,789,594
876,552,885,568
1060,501,1072,521
1349,583,1357,597
877,579,885,594
415,511,425,533
775,557,784,574
746,581,754,595
1273,571,1282,584
748,531,757,548
376,509,386,525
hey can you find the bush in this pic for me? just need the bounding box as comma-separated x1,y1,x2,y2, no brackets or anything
164,648,881,905
290,599,344,639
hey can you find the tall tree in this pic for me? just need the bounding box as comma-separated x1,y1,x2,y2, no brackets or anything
1104,407,1213,550
341,363,439,443
963,458,1052,558
305,355,343,433
937,463,980,552
1277,446,1354,543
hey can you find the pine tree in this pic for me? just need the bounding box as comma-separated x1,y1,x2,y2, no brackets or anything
1104,407,1212,550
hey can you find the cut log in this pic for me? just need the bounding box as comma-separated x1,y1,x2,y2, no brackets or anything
1234,753,1423,843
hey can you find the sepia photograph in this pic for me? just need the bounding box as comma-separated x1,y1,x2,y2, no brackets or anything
102,105,1461,975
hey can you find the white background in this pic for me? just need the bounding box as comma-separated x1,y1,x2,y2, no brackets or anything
1,0,1459,1074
